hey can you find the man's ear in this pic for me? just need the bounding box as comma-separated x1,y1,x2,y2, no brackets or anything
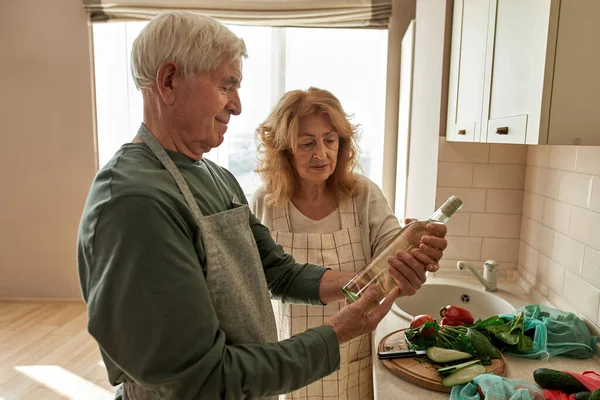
155,61,178,105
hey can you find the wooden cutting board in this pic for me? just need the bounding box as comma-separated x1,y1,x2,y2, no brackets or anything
378,329,506,393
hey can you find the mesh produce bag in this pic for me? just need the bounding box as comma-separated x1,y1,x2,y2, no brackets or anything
499,304,599,359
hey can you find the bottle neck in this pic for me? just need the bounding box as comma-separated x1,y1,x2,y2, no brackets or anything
427,209,450,223
427,196,462,223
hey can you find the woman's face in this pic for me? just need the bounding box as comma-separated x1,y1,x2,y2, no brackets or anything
291,113,339,186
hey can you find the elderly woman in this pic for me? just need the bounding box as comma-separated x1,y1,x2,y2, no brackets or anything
251,87,447,400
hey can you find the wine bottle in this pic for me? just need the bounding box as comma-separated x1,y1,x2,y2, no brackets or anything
341,195,463,306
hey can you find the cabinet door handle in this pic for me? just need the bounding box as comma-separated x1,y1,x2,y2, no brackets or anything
457,129,466,135
496,127,509,135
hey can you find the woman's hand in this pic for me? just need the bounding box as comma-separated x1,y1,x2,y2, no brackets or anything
386,218,448,296
404,217,447,272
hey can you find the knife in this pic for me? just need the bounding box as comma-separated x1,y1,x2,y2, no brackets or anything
377,349,427,360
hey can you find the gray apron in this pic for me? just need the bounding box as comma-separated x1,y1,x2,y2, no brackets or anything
122,126,278,400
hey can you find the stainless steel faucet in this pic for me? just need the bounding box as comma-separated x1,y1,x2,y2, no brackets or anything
456,260,498,292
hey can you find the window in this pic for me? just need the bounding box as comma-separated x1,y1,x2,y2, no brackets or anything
92,22,388,196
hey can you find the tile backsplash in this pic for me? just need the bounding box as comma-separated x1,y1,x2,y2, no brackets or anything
435,138,526,279
435,138,600,338
518,145,600,337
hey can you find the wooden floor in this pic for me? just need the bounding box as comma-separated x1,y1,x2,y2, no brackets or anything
0,300,116,400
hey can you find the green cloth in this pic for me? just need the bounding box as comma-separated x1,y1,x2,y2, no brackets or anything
77,143,340,399
450,373,544,400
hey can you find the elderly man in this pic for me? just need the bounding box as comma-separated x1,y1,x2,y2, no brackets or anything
77,11,447,400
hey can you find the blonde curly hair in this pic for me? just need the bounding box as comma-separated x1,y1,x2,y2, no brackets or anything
255,87,361,207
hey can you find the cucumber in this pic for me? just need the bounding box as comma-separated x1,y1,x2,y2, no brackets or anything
436,359,482,377
441,363,487,387
533,368,588,394
590,389,600,400
574,392,591,400
426,346,473,363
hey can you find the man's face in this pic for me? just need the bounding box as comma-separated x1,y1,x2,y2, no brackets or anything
170,60,242,156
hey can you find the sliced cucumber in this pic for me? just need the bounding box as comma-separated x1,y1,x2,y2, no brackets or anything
442,364,487,388
426,346,473,363
436,359,482,377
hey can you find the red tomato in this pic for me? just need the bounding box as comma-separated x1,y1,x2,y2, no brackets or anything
410,314,435,335
410,314,434,328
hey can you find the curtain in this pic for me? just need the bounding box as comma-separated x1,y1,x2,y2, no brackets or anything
82,0,392,28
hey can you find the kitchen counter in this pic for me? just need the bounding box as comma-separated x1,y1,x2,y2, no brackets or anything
372,277,600,399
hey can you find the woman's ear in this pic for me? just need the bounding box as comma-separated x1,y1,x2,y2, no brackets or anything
155,61,178,105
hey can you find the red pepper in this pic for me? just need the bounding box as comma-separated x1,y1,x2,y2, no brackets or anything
410,314,435,335
441,316,464,326
477,386,485,399
439,305,474,326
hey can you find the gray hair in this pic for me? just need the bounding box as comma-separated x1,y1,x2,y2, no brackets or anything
131,11,247,90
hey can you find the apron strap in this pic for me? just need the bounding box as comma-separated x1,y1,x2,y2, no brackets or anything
271,203,292,233
339,195,359,229
137,124,204,224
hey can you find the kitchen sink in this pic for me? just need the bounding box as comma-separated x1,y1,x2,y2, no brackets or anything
391,281,517,321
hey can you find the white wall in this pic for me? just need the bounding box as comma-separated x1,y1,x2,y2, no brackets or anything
404,0,451,220
0,0,97,298
381,0,416,209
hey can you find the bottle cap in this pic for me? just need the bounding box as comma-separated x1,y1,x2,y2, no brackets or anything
441,196,463,216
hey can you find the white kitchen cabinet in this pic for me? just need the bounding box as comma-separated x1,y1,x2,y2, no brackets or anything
446,0,600,145
446,0,490,142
